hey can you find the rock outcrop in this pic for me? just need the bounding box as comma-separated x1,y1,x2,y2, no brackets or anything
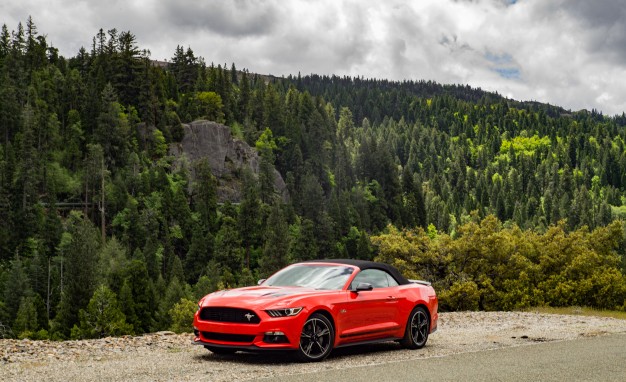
169,120,288,202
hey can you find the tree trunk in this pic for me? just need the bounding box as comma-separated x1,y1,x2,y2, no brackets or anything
47,256,51,319
100,157,105,244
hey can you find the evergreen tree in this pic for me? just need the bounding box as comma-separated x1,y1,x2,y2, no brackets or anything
156,276,190,330
94,83,129,168
259,203,290,276
237,168,262,269
213,216,244,274
118,279,136,333
123,257,154,333
191,159,217,231
184,224,214,284
14,296,38,337
78,284,131,338
288,218,318,262
255,128,279,204
3,258,30,324
193,275,213,300
14,103,40,241
53,211,100,336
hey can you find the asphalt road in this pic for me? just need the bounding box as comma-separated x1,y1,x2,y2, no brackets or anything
270,333,626,382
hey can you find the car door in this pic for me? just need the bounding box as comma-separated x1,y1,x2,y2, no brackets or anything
337,269,401,341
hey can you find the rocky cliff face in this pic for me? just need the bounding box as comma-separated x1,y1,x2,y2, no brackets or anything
169,120,288,202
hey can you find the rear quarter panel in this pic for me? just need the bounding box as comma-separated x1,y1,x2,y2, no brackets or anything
396,283,438,333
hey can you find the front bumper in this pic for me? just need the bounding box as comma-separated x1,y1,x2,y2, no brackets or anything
193,310,306,350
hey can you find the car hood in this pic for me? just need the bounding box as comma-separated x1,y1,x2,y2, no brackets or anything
199,286,336,309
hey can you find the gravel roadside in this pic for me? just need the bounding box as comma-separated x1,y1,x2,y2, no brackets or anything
2,311,626,381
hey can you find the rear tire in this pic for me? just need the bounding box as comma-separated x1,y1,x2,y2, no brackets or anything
400,306,429,349
296,313,334,362
204,345,237,355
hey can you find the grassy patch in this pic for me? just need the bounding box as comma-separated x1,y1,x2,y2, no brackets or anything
523,306,626,320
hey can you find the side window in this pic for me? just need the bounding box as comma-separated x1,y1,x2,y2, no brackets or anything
351,269,398,289
386,273,399,287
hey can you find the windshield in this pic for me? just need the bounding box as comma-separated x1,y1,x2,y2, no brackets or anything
264,264,355,290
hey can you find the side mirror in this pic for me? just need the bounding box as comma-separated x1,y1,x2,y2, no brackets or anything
257,279,266,285
354,282,373,292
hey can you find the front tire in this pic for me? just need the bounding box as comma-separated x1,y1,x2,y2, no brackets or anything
400,306,429,349
296,313,334,362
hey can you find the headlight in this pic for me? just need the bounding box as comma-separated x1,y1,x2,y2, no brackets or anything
265,307,303,317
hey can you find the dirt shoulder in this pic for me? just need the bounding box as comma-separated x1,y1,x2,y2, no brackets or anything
2,312,626,382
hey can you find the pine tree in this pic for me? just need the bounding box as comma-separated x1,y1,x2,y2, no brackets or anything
237,69,251,122
288,218,318,262
213,216,244,274
53,211,100,336
238,168,262,268
191,159,217,231
3,258,30,324
255,128,279,204
125,256,154,333
193,275,213,300
118,279,136,333
14,296,38,337
79,284,131,338
299,172,324,223
184,225,214,284
94,83,129,168
259,203,290,277
14,103,40,241
167,254,185,284
97,237,128,292
156,276,190,330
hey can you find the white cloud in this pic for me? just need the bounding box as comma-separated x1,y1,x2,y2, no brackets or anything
1,0,625,115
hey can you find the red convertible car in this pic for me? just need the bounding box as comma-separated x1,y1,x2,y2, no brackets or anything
193,259,438,361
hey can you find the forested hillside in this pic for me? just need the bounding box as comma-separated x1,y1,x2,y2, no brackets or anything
1,19,626,340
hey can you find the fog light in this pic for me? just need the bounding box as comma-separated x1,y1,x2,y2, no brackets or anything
193,326,199,337
263,331,289,343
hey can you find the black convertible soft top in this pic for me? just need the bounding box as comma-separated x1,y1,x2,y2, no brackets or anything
303,259,410,285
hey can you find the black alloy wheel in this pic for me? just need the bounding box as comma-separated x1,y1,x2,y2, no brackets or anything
400,306,429,349
296,313,334,362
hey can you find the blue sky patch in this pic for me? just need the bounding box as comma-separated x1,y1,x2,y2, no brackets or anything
485,52,513,65
485,51,520,80
492,67,521,79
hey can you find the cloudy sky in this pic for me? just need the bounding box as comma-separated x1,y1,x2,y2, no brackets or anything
3,0,626,115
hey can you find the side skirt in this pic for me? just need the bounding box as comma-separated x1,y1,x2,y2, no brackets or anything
335,337,402,349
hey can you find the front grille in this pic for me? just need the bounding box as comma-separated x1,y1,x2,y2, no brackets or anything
199,307,261,324
202,331,255,343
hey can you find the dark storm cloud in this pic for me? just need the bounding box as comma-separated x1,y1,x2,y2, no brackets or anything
533,0,626,63
160,0,278,37
563,0,626,29
439,34,473,53
568,0,626,62
259,1,373,76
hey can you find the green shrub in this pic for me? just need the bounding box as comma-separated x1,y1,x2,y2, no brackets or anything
439,280,480,311
168,298,197,334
